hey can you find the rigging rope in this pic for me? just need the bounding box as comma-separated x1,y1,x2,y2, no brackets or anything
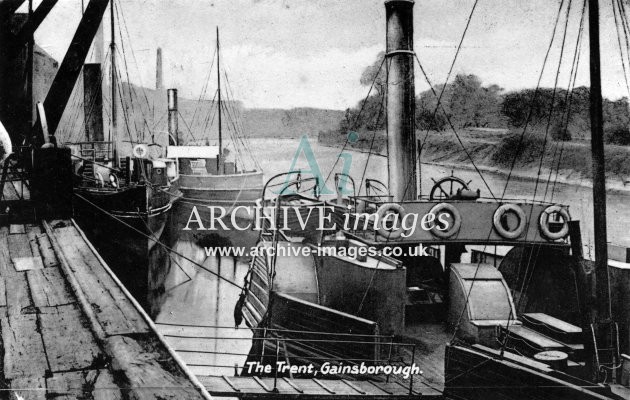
414,53,498,201
323,57,386,188
73,192,245,290
498,0,567,200
191,47,218,130
450,0,570,344
548,0,587,203
357,91,386,194
514,0,575,318
355,0,482,313
418,0,480,152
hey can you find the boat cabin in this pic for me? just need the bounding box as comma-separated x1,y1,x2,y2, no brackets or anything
69,141,176,188
167,145,237,176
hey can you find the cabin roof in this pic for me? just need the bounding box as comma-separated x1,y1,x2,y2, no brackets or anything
167,146,219,159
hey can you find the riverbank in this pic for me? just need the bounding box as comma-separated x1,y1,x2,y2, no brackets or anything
421,159,630,194
318,129,630,194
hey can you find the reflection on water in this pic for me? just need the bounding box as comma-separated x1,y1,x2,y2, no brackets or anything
154,212,253,376
149,137,630,376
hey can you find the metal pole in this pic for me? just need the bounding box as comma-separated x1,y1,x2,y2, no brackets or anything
167,88,178,145
27,0,34,130
216,27,223,173
588,0,610,322
385,0,417,201
409,344,416,395
273,337,280,393
110,0,117,166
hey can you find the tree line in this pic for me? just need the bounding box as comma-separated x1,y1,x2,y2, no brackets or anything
337,53,630,145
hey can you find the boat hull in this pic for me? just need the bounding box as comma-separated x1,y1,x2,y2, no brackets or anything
179,171,263,204
445,344,618,400
73,184,172,308
175,171,264,253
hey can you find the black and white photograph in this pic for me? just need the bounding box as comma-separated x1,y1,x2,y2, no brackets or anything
0,0,630,398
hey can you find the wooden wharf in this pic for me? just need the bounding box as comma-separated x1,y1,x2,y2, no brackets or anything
0,177,210,399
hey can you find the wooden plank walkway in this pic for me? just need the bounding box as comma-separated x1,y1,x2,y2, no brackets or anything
0,220,211,399
197,375,443,399
157,323,443,399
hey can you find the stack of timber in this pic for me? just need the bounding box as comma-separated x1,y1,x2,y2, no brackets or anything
0,219,210,399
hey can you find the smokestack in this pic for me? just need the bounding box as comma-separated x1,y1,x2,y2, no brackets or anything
83,63,104,141
91,21,104,64
156,48,163,90
385,0,417,201
167,88,178,145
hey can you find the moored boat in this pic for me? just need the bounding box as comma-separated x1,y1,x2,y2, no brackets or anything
166,28,263,210
67,0,178,306
234,1,630,397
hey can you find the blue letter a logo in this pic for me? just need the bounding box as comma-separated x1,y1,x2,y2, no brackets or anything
276,135,334,195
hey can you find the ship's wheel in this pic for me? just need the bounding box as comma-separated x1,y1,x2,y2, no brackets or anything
429,173,471,200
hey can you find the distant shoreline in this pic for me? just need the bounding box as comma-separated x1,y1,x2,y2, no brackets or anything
316,128,630,195
314,140,630,195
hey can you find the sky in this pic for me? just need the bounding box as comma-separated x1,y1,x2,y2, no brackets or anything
19,0,630,109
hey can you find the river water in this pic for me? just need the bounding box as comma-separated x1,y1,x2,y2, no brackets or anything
151,137,630,376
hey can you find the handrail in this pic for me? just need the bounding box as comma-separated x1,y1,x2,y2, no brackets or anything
334,172,357,199
261,170,321,203
71,154,122,173
155,322,395,338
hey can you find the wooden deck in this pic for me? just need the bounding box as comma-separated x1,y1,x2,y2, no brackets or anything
0,219,210,399
197,375,443,399
158,320,444,399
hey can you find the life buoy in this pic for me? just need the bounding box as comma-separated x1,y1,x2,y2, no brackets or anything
429,202,462,239
0,120,12,163
109,173,119,188
95,172,104,187
375,203,405,239
133,144,148,158
493,204,527,239
539,205,570,240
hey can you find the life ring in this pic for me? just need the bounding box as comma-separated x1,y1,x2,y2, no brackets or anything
375,203,405,239
95,172,104,187
0,119,12,163
493,204,527,240
539,205,570,240
109,173,119,188
133,144,148,158
429,203,462,239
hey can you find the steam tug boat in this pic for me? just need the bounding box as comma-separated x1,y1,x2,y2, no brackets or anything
234,1,630,398
166,29,263,251
69,0,177,305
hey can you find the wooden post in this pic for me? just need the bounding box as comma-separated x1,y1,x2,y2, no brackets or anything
588,0,611,322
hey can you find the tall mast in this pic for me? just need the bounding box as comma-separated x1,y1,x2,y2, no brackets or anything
216,27,223,173
588,0,610,321
110,0,117,166
385,0,417,201
27,0,34,129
